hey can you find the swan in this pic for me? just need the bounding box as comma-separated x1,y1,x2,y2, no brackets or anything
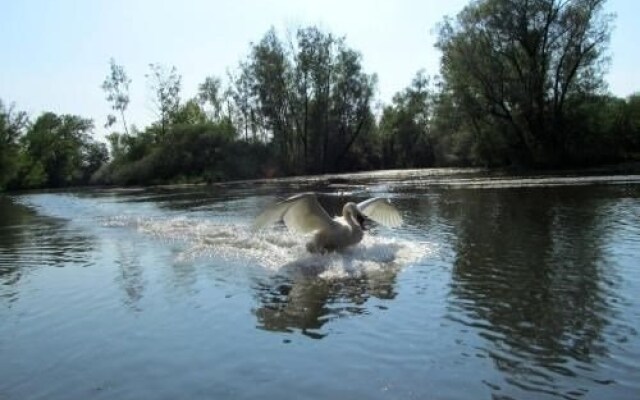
253,193,402,253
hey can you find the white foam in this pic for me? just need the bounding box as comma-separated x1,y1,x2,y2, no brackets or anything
103,216,432,278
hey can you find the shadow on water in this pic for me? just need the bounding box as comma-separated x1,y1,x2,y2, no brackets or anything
0,196,95,304
439,186,621,398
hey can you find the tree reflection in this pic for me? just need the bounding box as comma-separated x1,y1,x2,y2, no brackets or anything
442,187,616,392
0,196,30,292
114,241,145,310
252,266,398,339
0,196,95,304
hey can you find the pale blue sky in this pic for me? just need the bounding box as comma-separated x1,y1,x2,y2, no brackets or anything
1,0,638,140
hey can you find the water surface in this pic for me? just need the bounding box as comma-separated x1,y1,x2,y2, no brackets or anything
1,170,639,399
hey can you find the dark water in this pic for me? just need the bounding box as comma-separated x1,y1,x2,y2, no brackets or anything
1,170,639,400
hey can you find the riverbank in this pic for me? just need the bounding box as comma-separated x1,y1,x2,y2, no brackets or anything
4,162,640,195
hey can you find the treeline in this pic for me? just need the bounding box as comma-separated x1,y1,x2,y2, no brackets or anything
432,0,639,166
96,26,381,185
2,0,640,191
0,104,107,190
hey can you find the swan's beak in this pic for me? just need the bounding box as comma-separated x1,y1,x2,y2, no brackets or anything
355,212,371,231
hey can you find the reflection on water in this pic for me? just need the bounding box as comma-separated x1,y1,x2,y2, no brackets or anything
1,174,639,400
114,240,145,310
0,196,94,304
129,210,415,337
253,267,398,339
442,188,626,399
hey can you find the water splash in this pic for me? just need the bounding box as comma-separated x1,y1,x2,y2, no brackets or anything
103,216,431,277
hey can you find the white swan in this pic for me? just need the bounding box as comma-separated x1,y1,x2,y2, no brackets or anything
253,193,402,253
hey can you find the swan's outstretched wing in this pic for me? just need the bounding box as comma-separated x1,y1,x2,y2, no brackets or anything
253,193,334,233
357,197,403,228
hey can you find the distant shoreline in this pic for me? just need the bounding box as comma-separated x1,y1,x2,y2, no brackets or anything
5,163,640,195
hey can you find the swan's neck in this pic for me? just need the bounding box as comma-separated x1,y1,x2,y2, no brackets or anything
342,206,360,229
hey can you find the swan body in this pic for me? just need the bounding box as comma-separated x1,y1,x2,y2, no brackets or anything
253,193,402,253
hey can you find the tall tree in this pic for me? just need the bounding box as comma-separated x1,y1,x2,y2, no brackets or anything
437,0,613,165
236,26,377,174
250,28,293,168
198,76,224,121
101,58,131,135
146,63,182,136
379,71,434,168
229,62,261,142
294,27,337,172
330,47,377,171
0,100,28,189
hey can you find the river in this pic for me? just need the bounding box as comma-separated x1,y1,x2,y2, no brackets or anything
1,169,639,399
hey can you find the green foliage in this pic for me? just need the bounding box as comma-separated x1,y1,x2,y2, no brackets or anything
3,11,637,192
146,63,182,136
13,112,107,189
21,113,89,186
198,76,226,121
83,141,109,181
624,93,640,152
228,26,377,174
12,153,47,189
102,58,131,135
378,71,435,168
93,120,270,185
561,94,640,163
436,0,613,166
0,100,28,189
172,99,209,126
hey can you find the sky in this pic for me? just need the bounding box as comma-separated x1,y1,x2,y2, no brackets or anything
1,0,639,141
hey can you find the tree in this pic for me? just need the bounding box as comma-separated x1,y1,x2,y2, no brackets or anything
146,63,182,136
289,26,335,172
379,71,434,168
102,58,131,135
235,26,377,174
624,93,640,152
250,28,293,169
198,76,224,121
229,62,262,142
437,0,613,166
0,100,28,189
173,99,208,126
82,141,109,182
21,112,101,187
329,46,377,171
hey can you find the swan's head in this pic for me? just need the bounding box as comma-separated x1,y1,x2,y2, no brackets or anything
342,202,367,230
